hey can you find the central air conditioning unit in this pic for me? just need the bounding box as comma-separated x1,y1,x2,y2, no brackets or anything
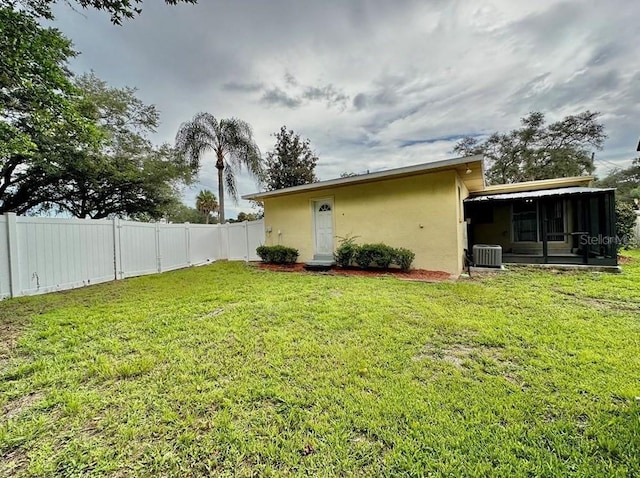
473,244,502,268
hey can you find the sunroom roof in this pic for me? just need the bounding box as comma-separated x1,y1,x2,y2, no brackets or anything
465,186,614,202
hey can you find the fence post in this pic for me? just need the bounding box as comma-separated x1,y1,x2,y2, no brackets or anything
6,213,20,298
244,221,250,262
112,217,122,280
185,222,191,266
155,222,162,273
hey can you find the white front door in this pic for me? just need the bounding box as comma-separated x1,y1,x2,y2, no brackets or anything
314,200,334,256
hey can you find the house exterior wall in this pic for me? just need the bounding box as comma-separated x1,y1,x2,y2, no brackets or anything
455,174,470,271
262,170,463,274
472,200,573,254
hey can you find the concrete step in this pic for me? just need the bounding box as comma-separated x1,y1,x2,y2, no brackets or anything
312,254,334,262
305,255,335,270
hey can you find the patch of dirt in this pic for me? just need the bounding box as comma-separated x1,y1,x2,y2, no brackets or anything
350,431,378,447
254,263,453,282
300,443,315,457
198,304,239,320
0,447,28,477
2,391,44,421
0,323,20,351
77,418,103,441
0,301,55,369
201,307,226,318
415,342,525,386
414,343,477,368
349,429,390,453
576,413,589,431
617,255,634,264
0,321,25,368
554,289,640,312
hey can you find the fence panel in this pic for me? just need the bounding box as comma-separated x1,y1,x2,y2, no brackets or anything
159,224,189,272
634,212,640,245
0,216,11,299
218,224,229,260
14,217,114,296
0,215,265,298
189,225,218,265
227,223,248,261
247,220,265,261
118,221,158,278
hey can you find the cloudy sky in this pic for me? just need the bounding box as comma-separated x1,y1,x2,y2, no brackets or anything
52,0,640,218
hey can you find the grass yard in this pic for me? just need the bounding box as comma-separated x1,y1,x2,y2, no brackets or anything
1,253,639,477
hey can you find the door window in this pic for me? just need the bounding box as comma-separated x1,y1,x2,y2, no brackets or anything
513,200,538,242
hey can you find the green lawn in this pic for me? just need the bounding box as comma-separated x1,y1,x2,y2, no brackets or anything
1,253,639,477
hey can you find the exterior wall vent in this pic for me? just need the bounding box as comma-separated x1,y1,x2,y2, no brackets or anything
473,244,502,267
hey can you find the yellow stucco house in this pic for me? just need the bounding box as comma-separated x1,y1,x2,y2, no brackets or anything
243,155,617,274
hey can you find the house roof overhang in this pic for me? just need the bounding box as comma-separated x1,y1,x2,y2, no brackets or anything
465,186,615,203
242,154,485,200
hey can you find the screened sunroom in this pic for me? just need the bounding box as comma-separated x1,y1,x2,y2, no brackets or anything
465,186,617,267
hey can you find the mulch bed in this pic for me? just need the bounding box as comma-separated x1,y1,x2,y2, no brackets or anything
618,255,633,264
254,262,453,282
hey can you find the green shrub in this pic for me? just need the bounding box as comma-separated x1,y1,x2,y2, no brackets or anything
334,234,360,268
256,245,299,264
615,200,638,250
334,236,416,271
335,243,359,268
355,243,395,269
394,247,415,272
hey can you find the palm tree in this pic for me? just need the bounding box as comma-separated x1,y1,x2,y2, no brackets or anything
175,114,262,223
195,189,218,224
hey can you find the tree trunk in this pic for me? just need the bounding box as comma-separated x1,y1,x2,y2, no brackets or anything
216,151,225,223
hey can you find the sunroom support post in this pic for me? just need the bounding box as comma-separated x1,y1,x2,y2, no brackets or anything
607,191,617,262
579,197,588,264
541,201,548,264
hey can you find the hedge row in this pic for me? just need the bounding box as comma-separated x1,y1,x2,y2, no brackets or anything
256,242,415,271
335,241,415,272
256,245,299,264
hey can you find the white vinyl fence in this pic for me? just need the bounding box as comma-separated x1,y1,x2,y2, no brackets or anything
634,211,640,246
0,213,265,299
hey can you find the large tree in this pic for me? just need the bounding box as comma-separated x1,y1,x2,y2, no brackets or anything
1,67,192,217
453,111,606,185
195,189,217,224
51,143,190,219
235,211,258,222
3,0,197,24
0,6,101,214
1,5,192,218
175,114,262,224
49,73,192,219
595,159,640,245
595,158,640,204
162,201,213,224
264,126,319,191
